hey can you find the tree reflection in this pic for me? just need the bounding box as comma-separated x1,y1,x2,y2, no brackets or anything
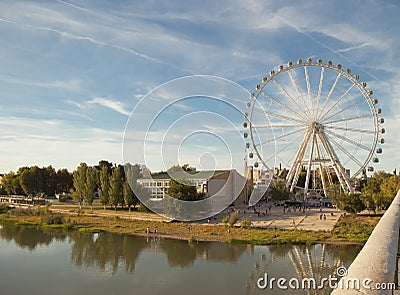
0,222,250,275
0,223,66,250
69,231,148,274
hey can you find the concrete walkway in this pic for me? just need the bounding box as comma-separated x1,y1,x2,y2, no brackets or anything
214,204,342,231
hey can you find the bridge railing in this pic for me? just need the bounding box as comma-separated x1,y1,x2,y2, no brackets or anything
331,189,400,294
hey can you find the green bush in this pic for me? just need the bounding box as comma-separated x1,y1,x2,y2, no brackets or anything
41,214,63,225
8,208,35,216
221,215,229,225
59,194,71,202
240,218,252,228
228,211,239,227
44,203,51,214
0,204,9,214
35,205,42,216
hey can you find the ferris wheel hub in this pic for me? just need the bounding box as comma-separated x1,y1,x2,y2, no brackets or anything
311,121,323,132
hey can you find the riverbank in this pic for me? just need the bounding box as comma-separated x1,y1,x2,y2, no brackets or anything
0,205,380,245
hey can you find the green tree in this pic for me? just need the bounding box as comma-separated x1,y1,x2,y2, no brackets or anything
361,171,393,212
325,183,341,200
109,166,123,210
123,181,138,212
19,166,43,196
72,163,88,209
269,178,290,202
228,211,239,226
125,163,141,182
167,179,199,201
40,166,57,197
55,168,73,194
98,165,110,210
380,175,400,207
96,160,113,174
84,166,97,209
1,172,23,195
333,193,365,214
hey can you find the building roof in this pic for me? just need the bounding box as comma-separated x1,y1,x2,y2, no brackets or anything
138,170,231,181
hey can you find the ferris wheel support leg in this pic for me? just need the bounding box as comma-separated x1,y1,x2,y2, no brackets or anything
317,132,354,194
319,162,328,196
304,131,316,197
286,129,312,192
315,141,328,196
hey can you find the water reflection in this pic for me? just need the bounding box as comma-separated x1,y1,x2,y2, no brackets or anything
244,244,361,294
0,223,361,295
0,223,67,250
0,223,248,272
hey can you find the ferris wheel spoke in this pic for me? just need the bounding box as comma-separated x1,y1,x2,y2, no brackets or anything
318,72,341,120
272,80,311,119
259,91,309,122
324,129,371,151
287,70,313,117
318,83,356,121
324,125,375,135
252,106,306,124
320,97,365,123
325,133,365,167
323,113,372,125
252,123,307,129
255,127,307,147
304,66,314,117
263,131,305,163
316,66,325,114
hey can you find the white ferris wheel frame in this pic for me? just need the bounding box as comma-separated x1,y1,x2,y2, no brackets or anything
246,58,384,197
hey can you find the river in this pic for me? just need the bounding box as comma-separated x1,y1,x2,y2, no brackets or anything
0,222,361,295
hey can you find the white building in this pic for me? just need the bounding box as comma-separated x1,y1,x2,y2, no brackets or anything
137,169,248,205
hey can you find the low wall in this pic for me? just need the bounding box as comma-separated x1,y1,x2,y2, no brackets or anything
331,190,400,294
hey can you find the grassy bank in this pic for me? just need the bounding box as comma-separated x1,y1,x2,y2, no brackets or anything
0,205,380,245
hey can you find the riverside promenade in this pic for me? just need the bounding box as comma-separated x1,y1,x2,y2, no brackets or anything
214,204,342,231
49,200,343,231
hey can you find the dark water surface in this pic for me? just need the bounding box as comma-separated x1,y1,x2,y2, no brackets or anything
0,222,361,295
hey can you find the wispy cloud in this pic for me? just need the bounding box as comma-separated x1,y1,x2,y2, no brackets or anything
88,97,130,116
65,98,85,109
0,75,82,91
337,42,371,53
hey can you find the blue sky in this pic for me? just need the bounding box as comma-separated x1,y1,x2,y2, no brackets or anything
0,0,399,174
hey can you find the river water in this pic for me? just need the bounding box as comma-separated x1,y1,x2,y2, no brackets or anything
0,222,361,295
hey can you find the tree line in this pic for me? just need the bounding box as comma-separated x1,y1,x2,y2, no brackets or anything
72,161,143,211
0,160,147,212
1,166,72,197
328,171,400,213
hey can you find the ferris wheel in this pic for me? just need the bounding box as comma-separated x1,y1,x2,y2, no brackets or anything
244,58,385,197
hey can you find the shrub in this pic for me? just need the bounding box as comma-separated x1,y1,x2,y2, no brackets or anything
221,215,229,226
44,203,51,214
35,205,42,216
228,211,239,227
240,218,252,228
0,204,9,214
41,214,63,225
59,194,71,202
8,208,34,216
